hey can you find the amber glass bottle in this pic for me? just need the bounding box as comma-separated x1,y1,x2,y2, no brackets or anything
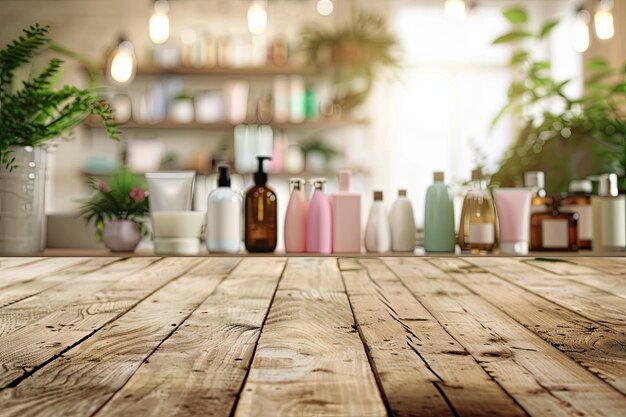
245,156,278,253
559,180,593,250
530,199,579,252
458,168,497,253
525,171,553,214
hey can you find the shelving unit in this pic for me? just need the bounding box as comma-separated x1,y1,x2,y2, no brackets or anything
132,65,320,76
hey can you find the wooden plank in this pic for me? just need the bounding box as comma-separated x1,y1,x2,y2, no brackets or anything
341,257,526,417
0,257,120,309
431,257,626,396
468,258,626,333
0,258,44,272
568,258,626,275
0,258,158,337
0,257,204,388
525,258,601,276
385,258,626,417
94,258,285,417
234,258,386,417
0,258,91,290
0,258,240,417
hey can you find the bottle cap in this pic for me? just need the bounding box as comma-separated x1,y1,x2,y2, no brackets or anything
598,173,619,197
433,172,444,182
254,156,272,186
524,171,545,189
310,178,327,190
289,178,305,191
217,165,231,187
471,168,482,181
338,170,351,192
373,190,383,201
398,189,407,197
568,179,592,194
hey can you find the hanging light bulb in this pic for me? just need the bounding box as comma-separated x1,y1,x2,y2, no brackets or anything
594,0,615,40
572,7,591,52
316,0,334,16
248,1,267,35
149,0,170,44
108,37,136,85
445,0,466,21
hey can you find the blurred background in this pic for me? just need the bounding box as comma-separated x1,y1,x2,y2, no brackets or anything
0,0,624,249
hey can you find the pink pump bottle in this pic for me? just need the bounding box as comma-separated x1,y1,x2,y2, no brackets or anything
306,178,332,254
284,178,307,253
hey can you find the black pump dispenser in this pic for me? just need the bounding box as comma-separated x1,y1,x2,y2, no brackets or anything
217,165,231,187
254,156,272,186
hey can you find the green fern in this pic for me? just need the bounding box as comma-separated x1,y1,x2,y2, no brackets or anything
0,24,118,171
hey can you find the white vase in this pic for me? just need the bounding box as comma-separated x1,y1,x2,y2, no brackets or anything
102,220,142,252
0,146,47,254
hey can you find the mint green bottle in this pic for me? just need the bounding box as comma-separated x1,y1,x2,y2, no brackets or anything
424,171,456,252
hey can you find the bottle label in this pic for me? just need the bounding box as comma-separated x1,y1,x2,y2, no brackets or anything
469,223,495,244
542,219,568,248
561,205,592,240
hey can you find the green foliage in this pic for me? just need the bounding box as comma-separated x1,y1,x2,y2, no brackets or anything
299,13,401,110
503,7,527,24
78,168,150,241
0,24,118,170
490,8,626,193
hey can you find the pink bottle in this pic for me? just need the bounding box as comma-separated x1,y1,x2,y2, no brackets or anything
284,178,307,253
330,170,361,253
307,178,332,254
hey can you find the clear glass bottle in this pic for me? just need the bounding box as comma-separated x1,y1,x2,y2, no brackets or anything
524,171,553,214
530,199,579,252
458,169,497,253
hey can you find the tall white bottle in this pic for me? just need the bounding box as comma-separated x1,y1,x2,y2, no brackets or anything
206,165,242,253
390,189,416,252
592,173,626,252
365,191,391,253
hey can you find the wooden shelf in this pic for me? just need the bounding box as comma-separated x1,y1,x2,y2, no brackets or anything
133,65,320,77
84,117,368,131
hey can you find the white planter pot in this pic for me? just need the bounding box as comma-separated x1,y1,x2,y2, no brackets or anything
102,220,142,252
0,146,47,254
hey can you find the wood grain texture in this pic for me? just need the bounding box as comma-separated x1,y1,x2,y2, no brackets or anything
0,257,203,388
0,257,120,309
94,257,285,417
569,257,626,275
0,258,158,337
431,257,626,395
341,257,526,417
0,258,44,272
468,258,626,333
385,258,626,417
0,258,240,417
235,258,387,417
0,258,90,290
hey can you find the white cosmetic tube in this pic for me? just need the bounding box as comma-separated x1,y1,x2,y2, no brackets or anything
145,171,195,211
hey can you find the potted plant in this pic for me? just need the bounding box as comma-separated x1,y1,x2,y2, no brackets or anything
0,24,118,253
79,168,150,252
489,7,626,193
299,13,401,112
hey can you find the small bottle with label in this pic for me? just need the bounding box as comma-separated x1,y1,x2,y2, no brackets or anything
560,180,593,250
458,168,497,253
525,171,553,215
530,199,579,252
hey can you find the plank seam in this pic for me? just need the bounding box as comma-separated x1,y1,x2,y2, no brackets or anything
384,258,533,417
227,258,288,417
89,258,244,417
1,258,199,390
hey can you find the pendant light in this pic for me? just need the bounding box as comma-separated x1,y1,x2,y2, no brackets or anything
573,6,591,52
107,36,136,85
316,0,334,16
248,0,267,35
150,0,170,44
445,0,466,21
594,0,615,40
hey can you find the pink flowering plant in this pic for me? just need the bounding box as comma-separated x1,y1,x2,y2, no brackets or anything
79,167,150,240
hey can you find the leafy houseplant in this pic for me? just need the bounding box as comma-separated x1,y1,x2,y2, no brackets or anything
490,7,626,193
299,13,401,111
79,168,150,252
0,24,118,253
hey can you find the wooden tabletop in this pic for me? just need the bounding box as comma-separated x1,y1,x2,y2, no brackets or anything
0,256,624,417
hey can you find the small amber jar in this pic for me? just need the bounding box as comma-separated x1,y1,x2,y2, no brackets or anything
530,200,579,252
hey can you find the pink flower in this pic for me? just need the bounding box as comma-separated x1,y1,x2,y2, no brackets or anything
97,181,111,193
129,187,146,203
